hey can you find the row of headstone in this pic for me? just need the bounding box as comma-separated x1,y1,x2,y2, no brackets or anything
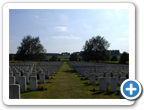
67,62,129,74
67,62,128,99
9,62,63,99
9,76,37,99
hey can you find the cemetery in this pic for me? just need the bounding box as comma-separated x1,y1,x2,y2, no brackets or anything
9,61,129,99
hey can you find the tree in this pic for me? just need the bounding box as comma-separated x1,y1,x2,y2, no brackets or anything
111,54,118,61
69,53,78,61
82,35,110,62
119,52,129,64
15,35,46,61
9,54,14,61
51,55,58,61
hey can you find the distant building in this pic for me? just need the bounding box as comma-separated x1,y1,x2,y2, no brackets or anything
61,52,70,56
46,53,60,56
72,51,83,56
109,50,120,56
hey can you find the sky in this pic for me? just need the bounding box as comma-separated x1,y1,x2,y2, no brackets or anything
9,9,129,54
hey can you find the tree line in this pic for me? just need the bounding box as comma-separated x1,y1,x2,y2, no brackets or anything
9,35,129,64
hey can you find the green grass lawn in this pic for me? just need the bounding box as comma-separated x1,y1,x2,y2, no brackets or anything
21,62,120,99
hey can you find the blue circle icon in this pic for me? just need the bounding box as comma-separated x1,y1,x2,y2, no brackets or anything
121,79,142,100
123,81,139,97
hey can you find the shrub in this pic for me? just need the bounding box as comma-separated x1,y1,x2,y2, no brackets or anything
69,53,78,61
9,54,14,61
51,55,58,61
111,54,118,61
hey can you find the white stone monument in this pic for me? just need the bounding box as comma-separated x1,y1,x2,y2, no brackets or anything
106,73,111,85
90,73,95,84
9,84,20,99
30,76,37,91
120,77,126,99
110,78,117,92
39,73,45,83
99,78,106,92
19,76,26,91
9,76,15,84
23,72,29,84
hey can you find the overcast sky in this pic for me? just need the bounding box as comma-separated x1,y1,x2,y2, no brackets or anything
9,9,129,54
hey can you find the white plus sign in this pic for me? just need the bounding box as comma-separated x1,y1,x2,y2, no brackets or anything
126,83,137,95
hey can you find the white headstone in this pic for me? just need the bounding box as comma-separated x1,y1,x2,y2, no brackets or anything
23,72,29,84
9,76,15,84
15,72,21,83
39,73,45,83
84,71,89,79
120,77,126,99
106,73,111,85
90,73,95,85
9,84,20,99
19,76,26,91
99,78,106,92
30,76,37,91
98,73,103,84
110,78,117,92
9,71,13,76
113,73,119,84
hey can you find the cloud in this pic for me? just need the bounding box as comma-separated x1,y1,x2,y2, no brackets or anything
54,26,68,31
51,35,81,39
119,37,129,41
35,15,39,18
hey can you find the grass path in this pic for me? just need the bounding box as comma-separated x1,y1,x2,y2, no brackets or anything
21,62,120,99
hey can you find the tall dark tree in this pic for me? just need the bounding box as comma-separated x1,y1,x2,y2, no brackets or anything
15,35,46,61
119,52,129,64
69,53,78,61
51,55,58,61
111,54,118,61
9,54,14,61
82,35,110,62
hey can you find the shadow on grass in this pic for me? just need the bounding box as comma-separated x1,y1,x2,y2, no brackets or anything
46,81,52,83
21,88,48,94
80,78,89,80
103,92,114,95
91,91,105,95
115,90,120,96
63,70,76,73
